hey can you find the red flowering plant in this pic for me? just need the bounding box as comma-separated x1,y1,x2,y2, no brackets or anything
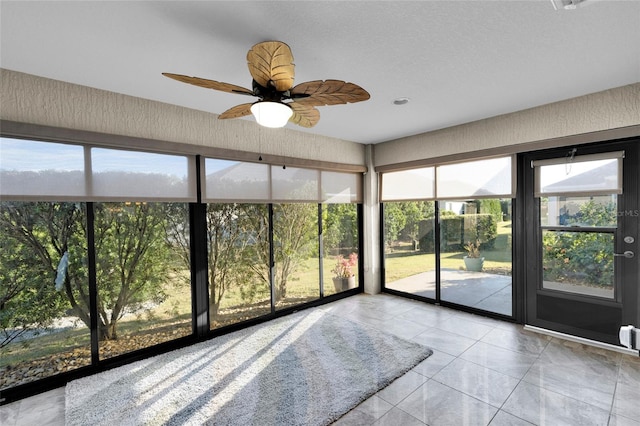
332,252,358,279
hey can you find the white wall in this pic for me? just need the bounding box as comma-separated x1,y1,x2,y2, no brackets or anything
374,83,640,168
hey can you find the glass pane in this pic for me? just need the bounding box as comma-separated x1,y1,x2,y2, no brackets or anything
272,166,319,201
207,204,271,329
540,196,617,227
321,171,360,203
383,201,437,299
204,159,270,201
91,148,195,201
542,230,614,298
273,203,320,309
381,167,435,201
537,156,621,196
323,204,359,296
437,157,513,199
0,138,86,198
0,202,91,390
440,199,513,316
94,202,192,360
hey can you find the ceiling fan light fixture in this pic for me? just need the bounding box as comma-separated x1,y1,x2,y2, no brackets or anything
251,101,292,128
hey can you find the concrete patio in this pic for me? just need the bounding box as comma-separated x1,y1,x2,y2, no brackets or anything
386,269,513,316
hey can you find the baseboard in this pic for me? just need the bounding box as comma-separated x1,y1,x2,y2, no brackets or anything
524,325,640,357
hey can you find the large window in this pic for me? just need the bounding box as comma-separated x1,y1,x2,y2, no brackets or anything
94,202,192,360
383,201,436,298
205,204,271,330
0,202,91,389
439,199,513,315
0,135,362,396
381,156,514,317
323,203,359,296
202,159,362,318
534,152,622,299
0,138,196,389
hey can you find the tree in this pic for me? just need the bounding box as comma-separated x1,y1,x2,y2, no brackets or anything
0,202,89,346
400,202,434,251
0,201,175,341
204,204,264,318
0,203,70,348
323,203,358,255
92,202,172,340
244,204,317,302
383,203,406,251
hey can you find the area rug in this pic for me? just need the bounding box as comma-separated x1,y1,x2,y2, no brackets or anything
66,309,432,426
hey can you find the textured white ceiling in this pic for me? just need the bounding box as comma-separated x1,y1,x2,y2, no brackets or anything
1,1,639,144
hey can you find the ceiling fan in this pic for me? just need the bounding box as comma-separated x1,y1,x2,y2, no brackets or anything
163,41,370,128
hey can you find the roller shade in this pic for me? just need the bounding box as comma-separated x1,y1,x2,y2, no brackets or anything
202,158,362,203
437,156,514,200
533,151,624,197
0,137,197,202
380,167,435,201
380,156,514,202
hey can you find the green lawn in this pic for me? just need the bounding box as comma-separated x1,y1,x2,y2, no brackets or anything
385,221,513,282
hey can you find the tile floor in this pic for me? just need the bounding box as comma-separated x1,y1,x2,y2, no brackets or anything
2,293,639,425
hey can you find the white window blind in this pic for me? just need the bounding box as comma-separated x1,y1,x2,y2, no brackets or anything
321,171,362,203
1,138,85,200
203,158,362,203
380,156,514,202
91,148,196,201
533,151,623,197
380,167,435,201
203,159,270,201
0,137,196,202
437,157,513,200
271,166,319,201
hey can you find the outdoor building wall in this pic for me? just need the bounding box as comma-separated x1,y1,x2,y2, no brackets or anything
0,69,365,167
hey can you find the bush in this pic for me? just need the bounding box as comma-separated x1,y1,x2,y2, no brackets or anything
419,213,498,252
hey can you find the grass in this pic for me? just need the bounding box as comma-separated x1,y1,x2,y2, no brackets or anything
385,221,513,283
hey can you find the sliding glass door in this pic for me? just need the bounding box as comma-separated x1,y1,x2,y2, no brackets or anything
381,157,515,318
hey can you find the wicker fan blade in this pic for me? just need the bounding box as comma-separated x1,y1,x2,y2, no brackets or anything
219,103,254,119
291,80,370,106
162,73,254,96
247,41,295,92
288,102,320,128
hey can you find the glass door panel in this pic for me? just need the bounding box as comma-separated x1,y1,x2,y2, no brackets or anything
0,202,92,390
95,202,192,360
273,203,320,310
439,199,513,316
323,204,359,296
383,201,437,299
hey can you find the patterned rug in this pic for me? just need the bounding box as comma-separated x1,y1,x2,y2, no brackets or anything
66,308,432,425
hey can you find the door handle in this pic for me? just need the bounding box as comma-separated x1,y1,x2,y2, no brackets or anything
614,251,635,258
